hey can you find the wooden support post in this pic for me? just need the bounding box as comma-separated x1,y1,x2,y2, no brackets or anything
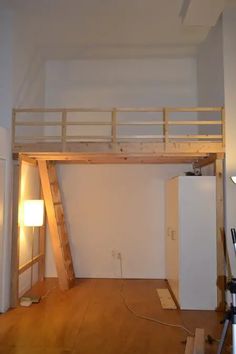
10,160,21,307
20,154,37,166
38,187,46,282
61,110,67,152
215,158,226,310
163,108,169,150
12,109,16,152
112,109,117,144
221,107,225,149
19,254,44,275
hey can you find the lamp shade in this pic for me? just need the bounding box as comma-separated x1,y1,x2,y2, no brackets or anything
23,200,44,227
231,176,236,184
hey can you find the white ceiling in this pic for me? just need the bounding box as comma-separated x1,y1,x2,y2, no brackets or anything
1,0,232,58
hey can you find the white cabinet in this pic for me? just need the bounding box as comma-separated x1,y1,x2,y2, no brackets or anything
165,176,217,310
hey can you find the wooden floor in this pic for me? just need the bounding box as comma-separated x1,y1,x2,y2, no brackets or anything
0,279,226,354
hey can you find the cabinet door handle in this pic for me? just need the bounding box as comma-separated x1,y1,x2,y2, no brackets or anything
167,227,172,237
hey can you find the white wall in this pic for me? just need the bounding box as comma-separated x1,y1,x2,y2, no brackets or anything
45,58,197,278
0,10,13,129
222,4,236,275
197,17,224,106
0,7,46,311
197,5,236,279
46,59,197,108
197,17,224,134
46,164,193,278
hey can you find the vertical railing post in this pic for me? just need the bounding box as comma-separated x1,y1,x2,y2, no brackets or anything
112,109,117,144
12,109,16,151
163,108,169,150
38,186,46,282
221,107,225,148
61,110,67,152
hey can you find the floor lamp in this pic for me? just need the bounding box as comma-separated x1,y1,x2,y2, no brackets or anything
22,199,44,306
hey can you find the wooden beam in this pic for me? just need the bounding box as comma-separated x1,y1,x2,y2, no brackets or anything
18,153,213,165
163,108,169,147
169,134,222,139
20,154,37,166
169,120,222,125
221,107,225,148
13,106,223,113
19,254,44,275
111,109,117,144
194,154,217,168
61,110,67,152
168,107,222,112
38,188,46,282
215,158,226,311
12,109,16,152
12,141,225,156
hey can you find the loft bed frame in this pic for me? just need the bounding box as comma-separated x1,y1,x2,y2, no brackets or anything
11,106,226,310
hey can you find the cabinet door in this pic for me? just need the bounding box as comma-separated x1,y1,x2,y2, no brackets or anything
165,178,179,303
179,177,217,310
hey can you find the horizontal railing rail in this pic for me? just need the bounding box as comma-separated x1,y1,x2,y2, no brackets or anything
12,106,225,151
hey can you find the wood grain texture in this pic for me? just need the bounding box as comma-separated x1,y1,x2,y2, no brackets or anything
12,106,225,156
4,279,223,354
38,161,75,290
185,337,194,354
38,188,46,282
38,161,69,290
157,288,177,309
15,152,224,168
193,328,205,354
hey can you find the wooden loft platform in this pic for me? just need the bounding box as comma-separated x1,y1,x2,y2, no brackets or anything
12,106,225,165
18,152,222,168
11,106,226,311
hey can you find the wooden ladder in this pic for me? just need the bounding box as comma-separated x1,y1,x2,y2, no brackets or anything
38,160,75,290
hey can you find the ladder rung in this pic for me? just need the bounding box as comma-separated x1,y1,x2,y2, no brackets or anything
57,221,65,226
65,260,73,268
62,240,69,247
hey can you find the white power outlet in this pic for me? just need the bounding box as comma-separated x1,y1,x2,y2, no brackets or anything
112,250,122,260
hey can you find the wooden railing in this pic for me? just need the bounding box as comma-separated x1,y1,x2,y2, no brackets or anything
12,107,225,151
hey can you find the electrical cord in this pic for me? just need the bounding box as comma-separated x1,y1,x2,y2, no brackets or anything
41,286,57,300
117,254,194,336
117,254,222,346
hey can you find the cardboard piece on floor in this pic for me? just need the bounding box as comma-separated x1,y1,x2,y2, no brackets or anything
156,288,177,309
185,337,194,354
